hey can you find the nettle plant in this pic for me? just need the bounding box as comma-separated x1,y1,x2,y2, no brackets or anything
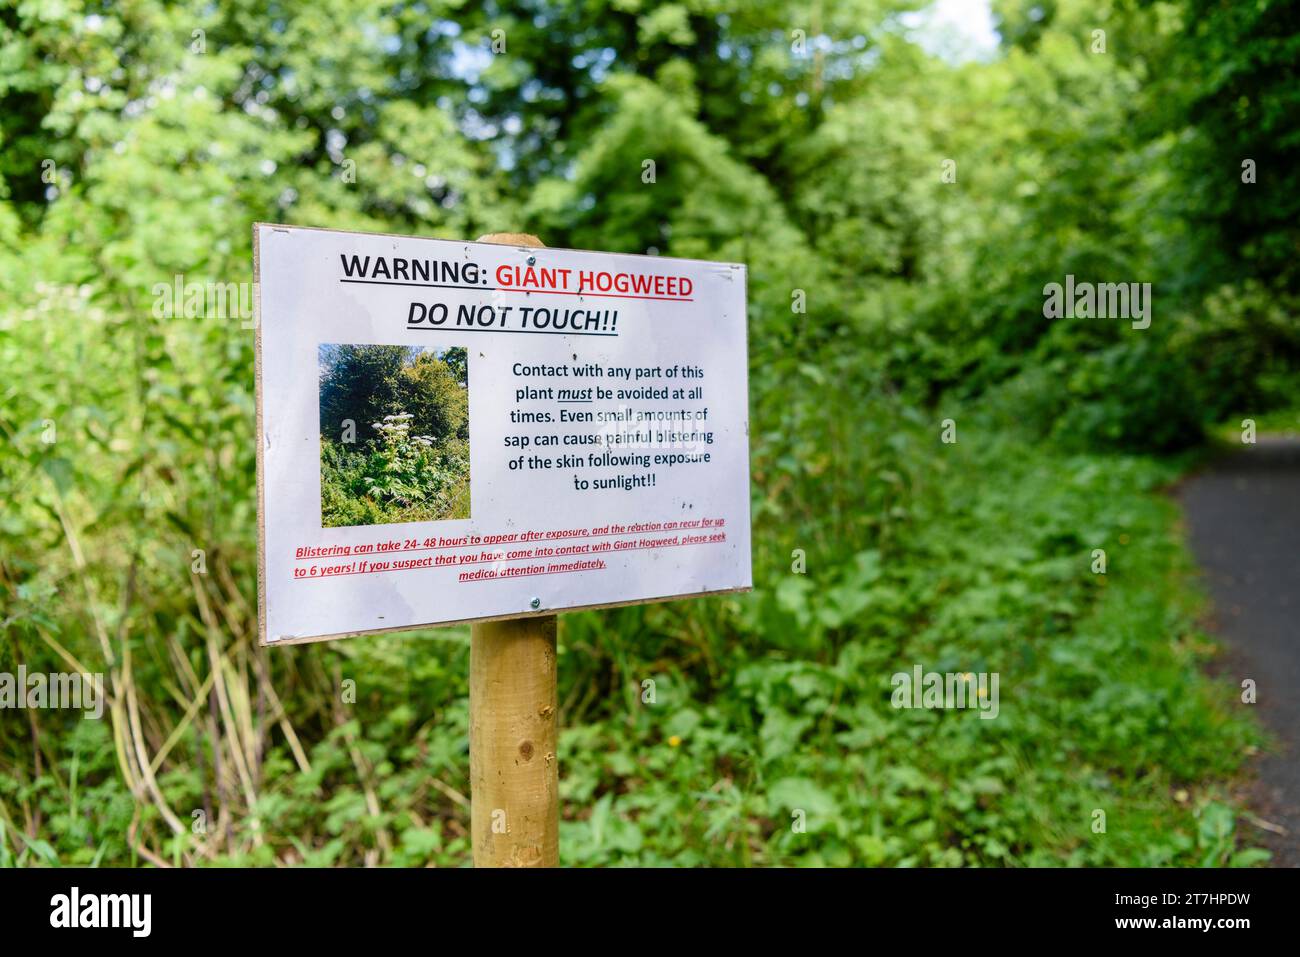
360,413,464,509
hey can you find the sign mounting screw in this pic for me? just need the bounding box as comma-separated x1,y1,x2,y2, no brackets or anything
530,597,541,610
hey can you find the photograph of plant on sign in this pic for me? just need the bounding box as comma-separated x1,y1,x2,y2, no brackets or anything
317,344,470,527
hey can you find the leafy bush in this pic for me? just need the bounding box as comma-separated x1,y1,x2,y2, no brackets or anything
1050,340,1203,452
1170,281,1300,424
321,415,470,527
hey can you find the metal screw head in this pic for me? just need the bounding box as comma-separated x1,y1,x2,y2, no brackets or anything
530,597,541,609
526,255,536,266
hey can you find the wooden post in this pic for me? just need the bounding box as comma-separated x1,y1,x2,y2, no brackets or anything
469,232,560,868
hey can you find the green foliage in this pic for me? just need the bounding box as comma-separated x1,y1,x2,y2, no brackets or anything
1051,338,1202,452
321,425,470,527
0,0,1288,868
320,345,468,446
1171,282,1300,424
550,416,1262,866
1147,0,1300,293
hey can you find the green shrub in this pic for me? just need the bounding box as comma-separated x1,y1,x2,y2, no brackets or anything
1050,340,1203,452
1171,281,1300,423
321,415,471,527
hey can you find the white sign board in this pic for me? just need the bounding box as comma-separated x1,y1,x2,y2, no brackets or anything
254,224,752,644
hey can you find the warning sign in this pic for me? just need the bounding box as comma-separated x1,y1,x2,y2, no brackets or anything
254,224,752,644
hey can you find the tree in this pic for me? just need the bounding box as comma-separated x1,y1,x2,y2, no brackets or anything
1156,0,1300,293
400,349,469,442
319,345,467,447
319,344,411,445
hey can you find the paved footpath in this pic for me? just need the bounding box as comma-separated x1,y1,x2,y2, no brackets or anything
1179,438,1300,866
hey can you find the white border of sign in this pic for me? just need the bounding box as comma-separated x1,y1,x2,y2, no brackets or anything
254,223,752,646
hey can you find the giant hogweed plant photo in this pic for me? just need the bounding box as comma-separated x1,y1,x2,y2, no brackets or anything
321,413,471,528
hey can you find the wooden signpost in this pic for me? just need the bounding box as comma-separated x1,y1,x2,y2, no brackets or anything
254,224,751,866
468,233,557,868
